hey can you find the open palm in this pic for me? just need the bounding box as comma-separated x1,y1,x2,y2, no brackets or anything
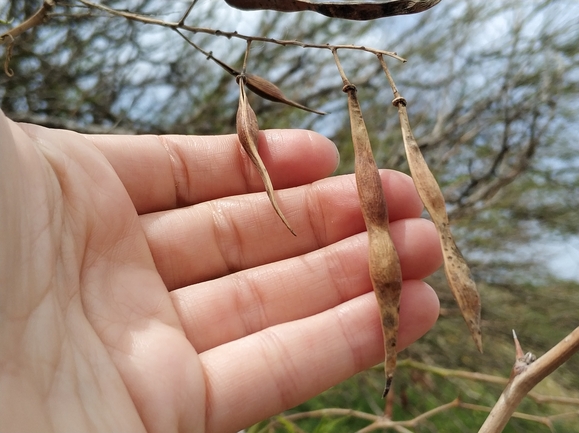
0,111,441,433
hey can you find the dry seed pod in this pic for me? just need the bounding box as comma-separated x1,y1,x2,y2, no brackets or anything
225,0,441,20
377,55,482,352
344,82,402,398
202,51,325,115
245,74,327,115
236,76,296,236
394,97,483,353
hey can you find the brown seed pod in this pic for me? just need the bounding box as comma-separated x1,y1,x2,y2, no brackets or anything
397,99,482,352
379,55,482,353
198,49,325,115
378,55,483,353
236,76,296,236
224,0,441,21
343,78,403,398
245,74,326,115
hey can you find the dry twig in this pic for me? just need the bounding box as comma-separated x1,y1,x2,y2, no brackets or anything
396,359,579,406
174,30,326,115
0,0,55,76
76,0,406,61
273,398,461,432
479,327,579,433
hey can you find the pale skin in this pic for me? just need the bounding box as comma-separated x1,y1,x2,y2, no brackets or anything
0,109,442,433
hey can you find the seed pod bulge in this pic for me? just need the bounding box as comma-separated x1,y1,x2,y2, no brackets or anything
245,73,326,115
344,82,402,398
395,101,482,352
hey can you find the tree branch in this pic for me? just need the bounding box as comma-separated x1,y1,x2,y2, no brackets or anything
0,0,55,42
478,327,579,433
0,0,56,76
76,0,406,61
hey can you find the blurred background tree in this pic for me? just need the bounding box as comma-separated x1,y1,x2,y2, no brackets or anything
1,0,578,430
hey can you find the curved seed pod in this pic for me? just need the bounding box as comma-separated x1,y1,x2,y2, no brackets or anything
344,82,402,398
224,0,441,20
395,97,482,353
199,51,325,115
236,77,296,236
245,73,326,115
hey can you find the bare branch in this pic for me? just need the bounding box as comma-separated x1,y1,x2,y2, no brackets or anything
0,0,55,42
0,0,56,76
396,359,508,385
479,327,579,433
277,399,461,432
459,402,556,431
77,0,406,61
396,359,579,407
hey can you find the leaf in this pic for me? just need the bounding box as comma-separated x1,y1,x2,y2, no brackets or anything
224,0,441,21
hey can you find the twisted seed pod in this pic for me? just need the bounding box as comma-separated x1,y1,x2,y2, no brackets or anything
236,76,296,236
395,96,482,352
378,55,482,353
344,82,402,398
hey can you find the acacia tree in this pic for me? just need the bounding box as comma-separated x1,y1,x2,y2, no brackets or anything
2,0,579,431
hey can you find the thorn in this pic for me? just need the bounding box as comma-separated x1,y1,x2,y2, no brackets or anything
513,329,524,360
511,329,536,378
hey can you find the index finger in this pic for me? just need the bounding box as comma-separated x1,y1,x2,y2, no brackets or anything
87,130,340,214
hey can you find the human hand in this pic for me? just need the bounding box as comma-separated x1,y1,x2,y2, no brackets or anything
0,110,441,433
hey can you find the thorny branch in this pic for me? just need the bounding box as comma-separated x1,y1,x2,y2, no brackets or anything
479,327,579,433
